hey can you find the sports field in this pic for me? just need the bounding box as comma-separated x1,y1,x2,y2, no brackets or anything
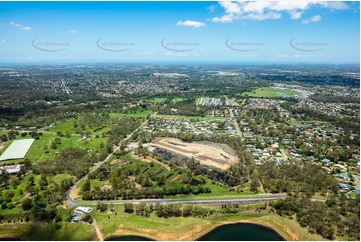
241,87,299,98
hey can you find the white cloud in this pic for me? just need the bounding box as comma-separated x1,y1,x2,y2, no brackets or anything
245,12,281,20
0,40,7,44
207,4,217,13
212,14,234,23
68,30,78,34
302,15,321,24
177,20,205,28
9,21,32,31
212,1,348,23
21,26,32,30
289,10,303,19
219,1,242,14
318,1,349,10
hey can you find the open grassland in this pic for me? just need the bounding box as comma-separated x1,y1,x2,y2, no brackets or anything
50,109,152,136
50,118,78,134
171,97,186,104
242,87,299,98
50,118,112,135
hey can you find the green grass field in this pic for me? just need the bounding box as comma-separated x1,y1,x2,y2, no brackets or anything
170,97,186,104
153,98,167,104
50,118,78,134
241,87,299,98
110,110,154,119
50,118,111,135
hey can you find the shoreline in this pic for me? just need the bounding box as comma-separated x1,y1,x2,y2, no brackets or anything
103,220,291,241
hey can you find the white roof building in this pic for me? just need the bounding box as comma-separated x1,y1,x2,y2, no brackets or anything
75,206,93,213
0,139,35,161
0,164,22,174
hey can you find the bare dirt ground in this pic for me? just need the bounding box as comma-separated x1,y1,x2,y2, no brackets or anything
150,138,239,170
17,193,31,203
102,184,112,190
69,188,80,200
93,219,104,241
110,159,121,165
170,175,180,182
283,225,299,240
107,226,208,241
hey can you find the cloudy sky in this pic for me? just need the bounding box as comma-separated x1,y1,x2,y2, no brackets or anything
0,1,359,64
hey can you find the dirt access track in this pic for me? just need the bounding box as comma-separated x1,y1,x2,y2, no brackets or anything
150,138,239,170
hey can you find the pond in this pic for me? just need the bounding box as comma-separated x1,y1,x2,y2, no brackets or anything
198,223,285,241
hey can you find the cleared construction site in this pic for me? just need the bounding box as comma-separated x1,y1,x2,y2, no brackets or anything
148,138,239,170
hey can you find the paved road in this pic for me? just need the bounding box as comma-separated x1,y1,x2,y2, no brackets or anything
69,194,287,207
68,194,326,208
229,108,242,140
66,112,158,207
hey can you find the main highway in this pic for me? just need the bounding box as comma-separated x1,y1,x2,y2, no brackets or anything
68,194,288,207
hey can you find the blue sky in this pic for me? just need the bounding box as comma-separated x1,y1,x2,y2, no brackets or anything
0,1,359,64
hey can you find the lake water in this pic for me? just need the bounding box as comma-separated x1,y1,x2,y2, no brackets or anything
198,223,285,241
105,223,285,241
